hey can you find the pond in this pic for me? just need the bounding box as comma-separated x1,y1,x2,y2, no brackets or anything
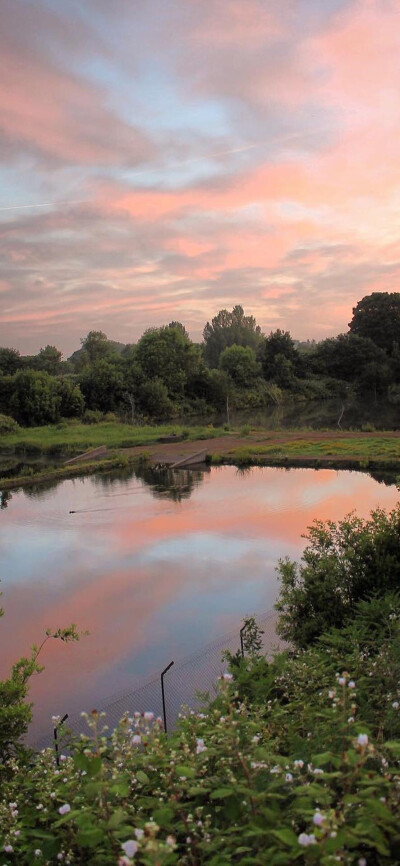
0,464,399,744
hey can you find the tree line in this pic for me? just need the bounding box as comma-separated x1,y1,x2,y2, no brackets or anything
1,292,400,427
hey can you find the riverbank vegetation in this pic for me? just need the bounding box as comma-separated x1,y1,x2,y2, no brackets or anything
2,292,400,429
1,506,400,863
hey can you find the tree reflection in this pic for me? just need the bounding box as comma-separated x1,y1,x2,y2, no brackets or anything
134,464,207,502
0,490,12,509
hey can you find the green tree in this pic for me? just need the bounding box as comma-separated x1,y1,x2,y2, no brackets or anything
0,347,22,375
203,305,263,367
349,292,400,353
219,344,261,387
79,359,125,413
136,326,200,399
138,378,174,419
57,378,85,417
8,370,61,426
260,330,299,383
34,345,62,375
74,331,117,369
314,333,388,381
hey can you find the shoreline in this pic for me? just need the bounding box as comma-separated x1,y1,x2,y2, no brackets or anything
2,428,400,491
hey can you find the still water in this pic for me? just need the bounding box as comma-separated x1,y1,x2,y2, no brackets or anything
0,465,399,743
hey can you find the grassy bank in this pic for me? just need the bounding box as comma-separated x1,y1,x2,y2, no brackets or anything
218,434,400,469
0,453,146,491
0,420,228,456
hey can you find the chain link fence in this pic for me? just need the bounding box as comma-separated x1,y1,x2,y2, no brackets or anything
35,609,285,751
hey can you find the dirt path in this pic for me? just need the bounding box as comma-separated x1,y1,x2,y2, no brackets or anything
122,429,400,466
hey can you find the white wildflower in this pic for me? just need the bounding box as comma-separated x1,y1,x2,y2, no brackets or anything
58,804,71,815
132,734,141,746
221,672,233,682
121,840,138,858
298,833,316,847
357,733,368,746
196,738,207,754
144,712,154,722
285,773,293,782
313,811,324,826
392,701,399,709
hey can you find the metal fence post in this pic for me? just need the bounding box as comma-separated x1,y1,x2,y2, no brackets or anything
240,624,247,658
53,714,68,766
161,661,174,734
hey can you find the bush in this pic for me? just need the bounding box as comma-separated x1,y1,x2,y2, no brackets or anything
0,413,19,434
82,409,103,425
2,602,400,864
103,411,119,423
275,505,400,648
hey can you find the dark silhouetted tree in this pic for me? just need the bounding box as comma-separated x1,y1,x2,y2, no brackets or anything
348,292,400,353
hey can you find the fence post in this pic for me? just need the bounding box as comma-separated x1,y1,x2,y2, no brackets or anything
240,624,247,658
53,714,69,766
161,661,174,734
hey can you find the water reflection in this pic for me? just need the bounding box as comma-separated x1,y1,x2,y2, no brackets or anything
0,465,398,744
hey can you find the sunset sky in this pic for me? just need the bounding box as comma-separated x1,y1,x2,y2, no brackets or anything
1,0,400,355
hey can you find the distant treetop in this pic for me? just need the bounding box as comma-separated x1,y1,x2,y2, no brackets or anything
203,305,263,367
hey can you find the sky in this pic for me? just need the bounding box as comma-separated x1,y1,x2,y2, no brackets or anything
1,0,400,356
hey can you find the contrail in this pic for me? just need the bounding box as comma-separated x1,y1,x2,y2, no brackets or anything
0,127,328,214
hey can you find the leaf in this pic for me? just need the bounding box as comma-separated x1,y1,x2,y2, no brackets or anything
136,770,150,785
76,828,104,848
86,756,102,777
384,740,400,756
110,779,130,797
54,809,81,827
175,765,196,779
210,787,234,799
107,808,127,829
74,752,89,772
153,806,174,826
271,829,299,847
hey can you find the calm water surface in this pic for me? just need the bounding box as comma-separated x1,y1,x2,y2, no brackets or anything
0,465,398,742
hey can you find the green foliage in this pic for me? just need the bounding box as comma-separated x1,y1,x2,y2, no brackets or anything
275,505,400,648
136,326,200,400
139,378,175,420
219,344,261,386
260,330,300,385
82,409,103,424
0,414,19,434
56,378,84,418
2,516,400,862
8,370,62,426
33,345,63,376
79,360,125,413
315,333,390,383
349,291,400,353
2,602,400,863
203,304,263,367
0,347,22,375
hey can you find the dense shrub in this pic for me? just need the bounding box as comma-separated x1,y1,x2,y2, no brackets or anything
275,505,400,648
82,409,103,425
0,414,19,434
1,598,400,863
